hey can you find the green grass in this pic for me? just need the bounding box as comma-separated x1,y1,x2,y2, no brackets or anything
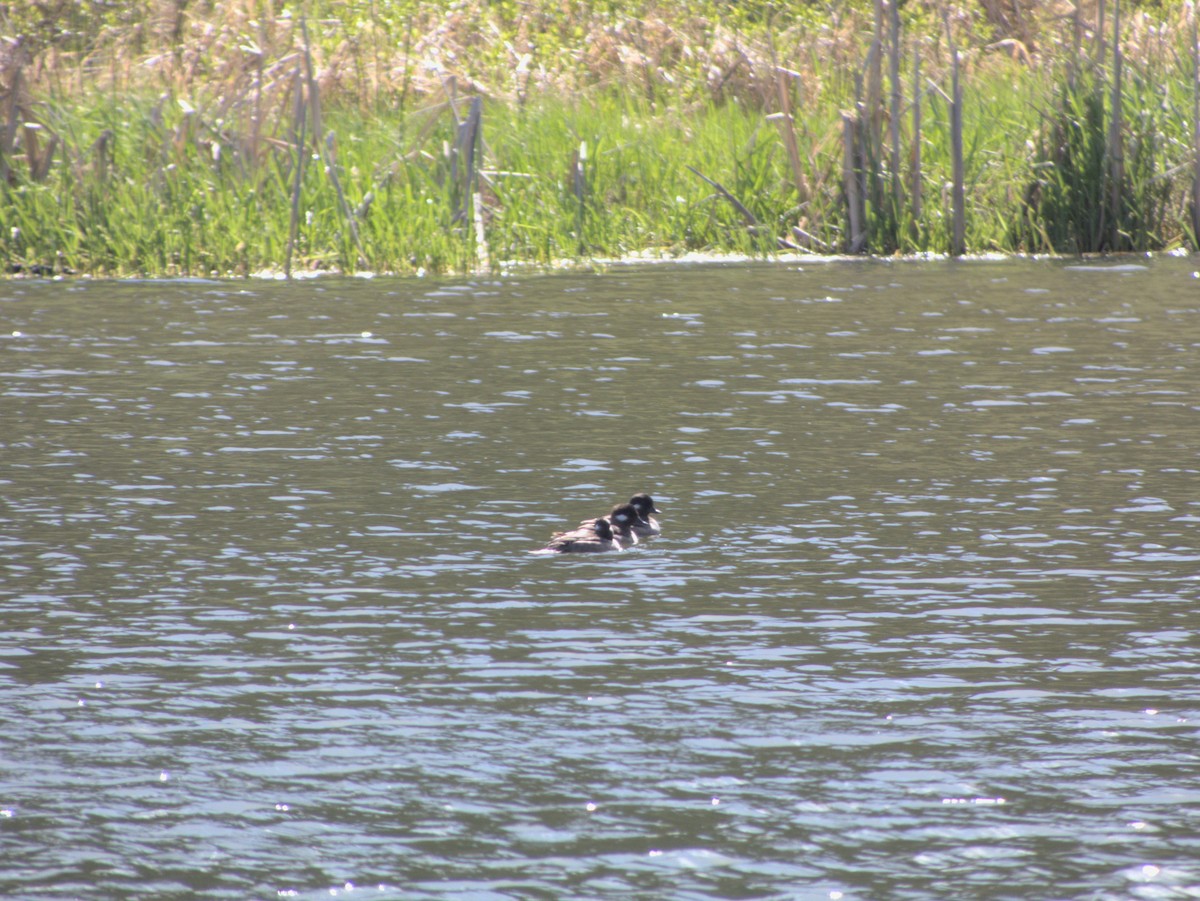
1,1,1196,276
1,93,825,276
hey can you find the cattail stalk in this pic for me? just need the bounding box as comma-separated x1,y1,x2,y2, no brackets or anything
867,0,884,155
910,47,922,226
843,111,864,253
285,69,306,280
1192,4,1200,245
887,0,903,217
573,139,587,256
452,95,483,226
765,24,809,208
1,59,21,186
772,69,809,206
460,97,488,270
1107,0,1124,250
945,13,965,256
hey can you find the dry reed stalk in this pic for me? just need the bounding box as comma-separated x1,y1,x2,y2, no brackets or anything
887,0,903,215
571,141,587,256
1193,5,1200,245
285,68,306,279
765,26,809,207
572,140,586,206
1098,0,1108,73
789,224,830,253
458,96,487,267
249,39,264,172
910,48,922,225
1069,2,1083,91
945,12,965,256
1,55,23,185
88,129,112,183
456,96,483,223
770,70,809,206
842,111,864,253
473,190,490,270
866,0,884,153
1107,0,1124,250
23,123,57,182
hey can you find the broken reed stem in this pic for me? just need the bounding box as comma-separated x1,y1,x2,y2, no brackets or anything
945,13,965,257
250,41,263,171
27,126,58,182
447,90,482,247
573,139,587,256
1069,2,1083,91
774,77,809,205
887,0,903,216
459,96,482,216
910,47,922,225
1108,0,1124,250
1193,4,1200,245
90,129,111,183
686,164,759,227
842,111,864,253
766,26,809,208
1,59,22,186
464,98,489,270
866,0,884,155
451,96,491,269
472,190,490,271
285,68,306,280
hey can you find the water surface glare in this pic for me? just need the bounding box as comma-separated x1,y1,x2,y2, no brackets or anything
2,259,1199,899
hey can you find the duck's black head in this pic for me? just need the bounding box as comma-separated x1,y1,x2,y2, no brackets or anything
629,493,660,516
592,518,615,540
608,503,639,528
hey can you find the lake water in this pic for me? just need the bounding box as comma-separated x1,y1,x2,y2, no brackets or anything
2,257,1199,899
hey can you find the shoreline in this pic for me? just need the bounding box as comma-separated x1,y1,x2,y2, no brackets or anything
8,247,1191,286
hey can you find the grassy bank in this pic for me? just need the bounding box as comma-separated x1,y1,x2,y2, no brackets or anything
1,1,1197,277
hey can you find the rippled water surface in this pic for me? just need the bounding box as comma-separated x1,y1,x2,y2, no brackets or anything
3,258,1199,899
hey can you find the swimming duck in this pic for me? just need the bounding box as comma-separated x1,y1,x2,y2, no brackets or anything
627,493,662,539
530,517,622,555
576,494,663,547
604,503,642,548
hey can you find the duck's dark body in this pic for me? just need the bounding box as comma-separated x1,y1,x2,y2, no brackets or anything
531,517,621,554
578,494,663,547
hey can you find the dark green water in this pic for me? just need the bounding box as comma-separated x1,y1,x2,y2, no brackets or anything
2,258,1198,899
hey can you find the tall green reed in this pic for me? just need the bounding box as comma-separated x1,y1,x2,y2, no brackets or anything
1012,3,1194,254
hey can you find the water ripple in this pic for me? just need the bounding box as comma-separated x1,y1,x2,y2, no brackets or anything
3,261,1200,899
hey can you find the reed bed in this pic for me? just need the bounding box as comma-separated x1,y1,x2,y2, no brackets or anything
0,1,1196,277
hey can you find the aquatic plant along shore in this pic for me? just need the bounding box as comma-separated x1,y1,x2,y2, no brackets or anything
2,0,1198,276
